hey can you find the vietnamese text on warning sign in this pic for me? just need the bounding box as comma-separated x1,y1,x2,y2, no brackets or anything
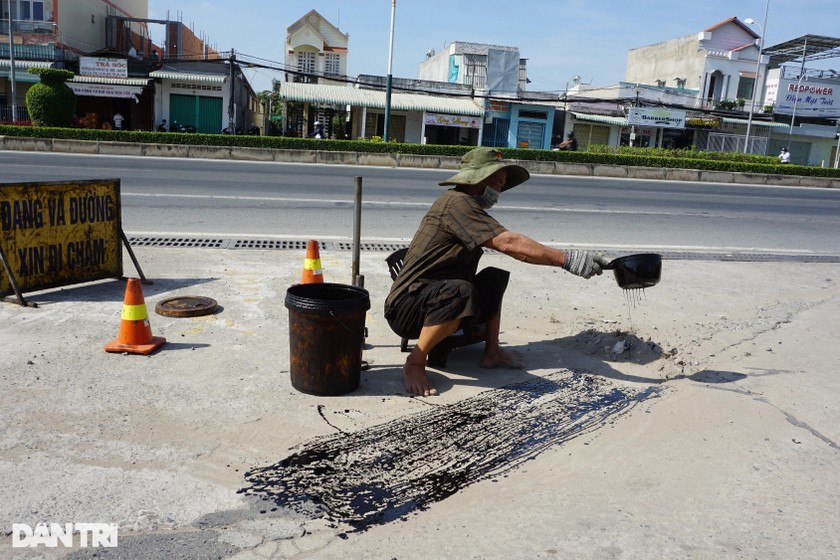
0,179,123,296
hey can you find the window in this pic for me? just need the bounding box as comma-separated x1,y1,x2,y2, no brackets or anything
324,53,340,76
295,51,317,83
297,51,316,75
464,54,487,89
737,76,756,99
18,1,45,21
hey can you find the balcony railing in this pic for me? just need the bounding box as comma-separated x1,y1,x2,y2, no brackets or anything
0,105,31,124
1,20,55,36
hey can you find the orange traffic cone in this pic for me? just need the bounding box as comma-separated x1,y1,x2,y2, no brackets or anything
105,278,166,355
301,240,324,284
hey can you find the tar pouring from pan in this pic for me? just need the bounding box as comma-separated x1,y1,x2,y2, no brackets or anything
602,253,662,290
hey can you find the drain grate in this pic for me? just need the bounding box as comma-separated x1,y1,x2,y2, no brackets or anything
127,236,407,253
125,236,840,263
129,236,228,248
232,239,309,250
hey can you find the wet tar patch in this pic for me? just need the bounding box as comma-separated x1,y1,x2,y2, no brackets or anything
240,370,660,532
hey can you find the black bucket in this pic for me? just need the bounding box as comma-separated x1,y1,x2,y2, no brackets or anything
285,283,370,396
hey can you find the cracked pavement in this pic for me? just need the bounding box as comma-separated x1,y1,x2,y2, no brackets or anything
1,247,839,559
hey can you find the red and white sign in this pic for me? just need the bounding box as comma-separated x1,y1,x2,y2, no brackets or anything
768,77,840,117
79,57,128,79
423,113,481,129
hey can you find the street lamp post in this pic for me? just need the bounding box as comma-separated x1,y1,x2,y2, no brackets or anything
383,0,396,143
743,1,770,154
788,38,809,152
563,75,580,112
562,75,580,142
788,72,805,149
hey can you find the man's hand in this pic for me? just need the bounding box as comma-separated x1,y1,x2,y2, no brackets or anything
562,250,609,279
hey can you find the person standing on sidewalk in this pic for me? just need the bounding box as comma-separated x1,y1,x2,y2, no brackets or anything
384,147,607,396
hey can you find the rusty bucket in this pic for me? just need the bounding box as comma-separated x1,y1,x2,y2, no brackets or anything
285,283,370,396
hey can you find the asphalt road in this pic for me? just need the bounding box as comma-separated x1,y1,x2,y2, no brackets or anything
2,150,839,255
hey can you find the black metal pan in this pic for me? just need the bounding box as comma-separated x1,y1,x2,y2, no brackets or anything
602,253,662,289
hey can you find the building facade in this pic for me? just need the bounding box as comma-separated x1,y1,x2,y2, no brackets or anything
1,0,260,133
1,0,151,122
571,17,840,164
285,9,348,86
418,41,528,95
627,17,766,112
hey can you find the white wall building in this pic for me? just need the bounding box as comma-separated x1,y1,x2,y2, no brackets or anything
626,17,768,112
418,41,527,95
284,10,349,86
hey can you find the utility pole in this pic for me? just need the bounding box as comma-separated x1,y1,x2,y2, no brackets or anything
383,0,396,142
228,49,236,133
787,39,808,151
834,120,840,169
7,0,17,122
630,86,640,147
743,1,770,154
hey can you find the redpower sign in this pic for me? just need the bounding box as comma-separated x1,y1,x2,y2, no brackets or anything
769,77,840,117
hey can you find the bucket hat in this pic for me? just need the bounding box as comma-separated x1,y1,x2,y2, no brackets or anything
439,147,530,191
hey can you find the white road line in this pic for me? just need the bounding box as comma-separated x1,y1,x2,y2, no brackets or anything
121,192,706,218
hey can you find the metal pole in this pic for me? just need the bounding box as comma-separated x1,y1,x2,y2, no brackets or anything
228,49,236,133
834,121,840,168
383,0,396,142
630,86,639,147
8,0,17,122
743,1,769,154
788,38,808,150
352,176,364,288
834,134,840,169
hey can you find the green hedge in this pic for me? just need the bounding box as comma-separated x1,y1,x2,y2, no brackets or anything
1,124,838,179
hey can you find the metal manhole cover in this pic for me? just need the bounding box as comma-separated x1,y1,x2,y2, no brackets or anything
155,296,219,317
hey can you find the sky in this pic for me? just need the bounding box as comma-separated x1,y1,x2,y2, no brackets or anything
146,0,840,95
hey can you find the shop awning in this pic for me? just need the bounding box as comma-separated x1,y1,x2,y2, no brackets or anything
0,59,52,82
149,70,227,83
571,112,628,126
720,117,790,129
70,75,151,87
0,59,53,70
277,82,482,116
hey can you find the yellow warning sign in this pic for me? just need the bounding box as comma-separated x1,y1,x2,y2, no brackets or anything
0,179,123,295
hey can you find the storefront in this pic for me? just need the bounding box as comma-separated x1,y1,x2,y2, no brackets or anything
422,112,480,145
482,99,554,149
570,112,626,149
67,57,153,130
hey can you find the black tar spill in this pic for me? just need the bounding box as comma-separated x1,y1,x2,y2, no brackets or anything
240,370,659,532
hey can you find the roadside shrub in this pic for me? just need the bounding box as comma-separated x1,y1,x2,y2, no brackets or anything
0,124,838,180
25,68,76,127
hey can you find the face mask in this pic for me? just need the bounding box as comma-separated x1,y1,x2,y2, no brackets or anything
476,186,500,209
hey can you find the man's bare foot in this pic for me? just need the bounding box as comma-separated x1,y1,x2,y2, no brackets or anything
480,348,524,369
403,361,438,396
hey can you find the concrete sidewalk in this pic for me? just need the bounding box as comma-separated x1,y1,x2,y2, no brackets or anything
1,245,839,559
